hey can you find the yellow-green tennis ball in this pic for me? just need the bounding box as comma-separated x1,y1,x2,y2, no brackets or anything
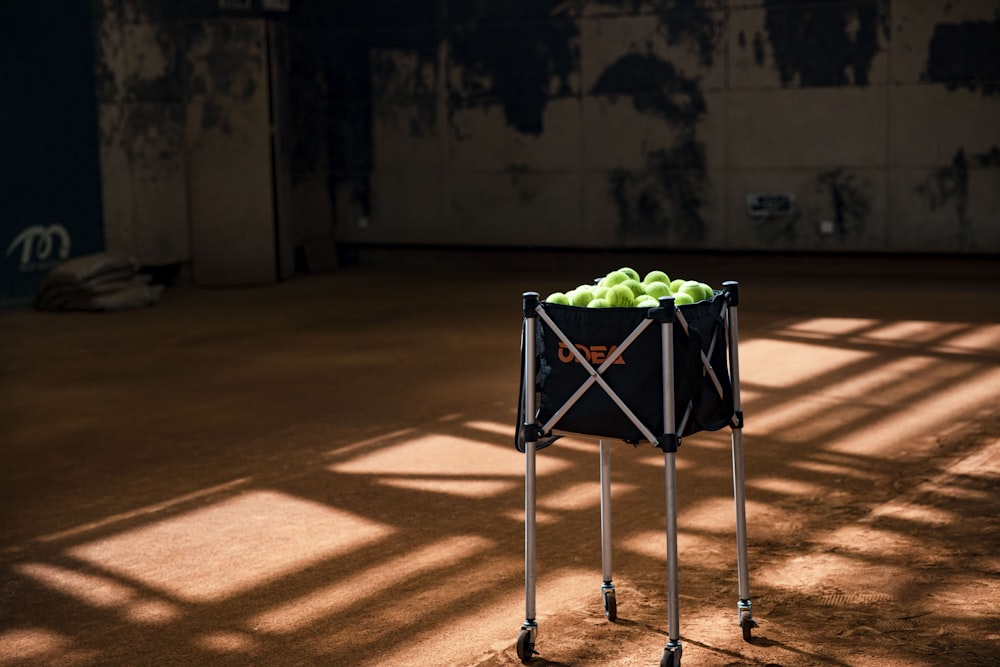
673,292,694,305
603,270,629,287
621,278,645,298
636,297,658,308
679,280,704,302
587,298,611,308
618,267,640,281
571,287,595,307
643,270,670,285
606,284,635,307
546,291,570,305
644,281,671,299
670,278,685,293
698,282,714,300
592,285,610,299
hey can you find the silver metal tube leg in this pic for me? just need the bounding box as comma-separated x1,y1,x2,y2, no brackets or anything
664,451,680,642
600,439,613,584
523,313,538,625
727,303,750,603
659,300,682,655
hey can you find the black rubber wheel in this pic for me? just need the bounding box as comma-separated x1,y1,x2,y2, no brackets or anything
516,629,535,663
660,649,678,667
603,588,617,622
742,619,753,642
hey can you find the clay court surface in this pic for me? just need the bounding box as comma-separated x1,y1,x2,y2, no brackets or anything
2,250,999,666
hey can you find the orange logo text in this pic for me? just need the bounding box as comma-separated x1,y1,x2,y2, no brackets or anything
557,342,625,365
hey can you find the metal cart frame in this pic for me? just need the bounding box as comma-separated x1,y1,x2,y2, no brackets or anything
516,282,754,667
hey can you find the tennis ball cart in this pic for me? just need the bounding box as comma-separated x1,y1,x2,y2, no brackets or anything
514,282,755,666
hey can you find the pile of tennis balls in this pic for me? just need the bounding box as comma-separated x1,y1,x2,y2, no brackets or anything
545,267,715,309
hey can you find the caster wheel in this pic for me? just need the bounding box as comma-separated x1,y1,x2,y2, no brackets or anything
516,629,535,663
740,610,755,642
603,588,617,622
660,649,680,667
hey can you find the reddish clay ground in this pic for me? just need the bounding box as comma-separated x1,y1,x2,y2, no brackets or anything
1,251,999,666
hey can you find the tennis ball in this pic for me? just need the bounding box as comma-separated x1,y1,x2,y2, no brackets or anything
602,270,629,287
697,282,715,300
621,278,645,298
592,285,610,299
571,287,595,307
546,291,570,305
635,297,658,308
673,292,695,306
670,278,686,293
643,270,670,285
679,280,705,302
644,281,672,299
618,267,640,281
587,298,611,308
606,284,635,307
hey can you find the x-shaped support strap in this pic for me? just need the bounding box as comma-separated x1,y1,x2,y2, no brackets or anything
535,306,661,445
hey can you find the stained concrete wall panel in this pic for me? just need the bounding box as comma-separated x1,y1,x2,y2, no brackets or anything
579,12,725,94
726,168,887,251
581,168,726,250
888,168,1000,253
449,172,583,247
889,85,1000,167
373,100,444,173
449,100,583,172
582,90,725,172
889,0,999,84
361,170,448,244
185,20,277,285
98,100,188,264
728,87,888,170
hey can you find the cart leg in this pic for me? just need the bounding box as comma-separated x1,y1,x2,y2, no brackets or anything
724,281,755,642
662,450,683,665
732,427,755,641
657,296,683,666
599,439,616,622
518,293,540,662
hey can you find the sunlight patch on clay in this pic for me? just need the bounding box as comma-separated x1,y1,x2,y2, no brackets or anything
783,317,880,336
746,477,825,497
0,628,72,663
328,434,570,477
738,339,872,388
826,365,1000,456
680,497,771,534
868,501,956,525
377,477,517,498
69,491,393,603
464,419,515,436
250,535,493,634
15,562,138,608
195,631,258,653
538,481,639,511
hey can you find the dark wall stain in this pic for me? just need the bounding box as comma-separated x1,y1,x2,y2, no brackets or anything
448,16,578,135
975,145,1000,167
589,1,716,243
817,168,869,236
925,20,1000,95
609,141,709,241
918,148,973,249
763,0,887,87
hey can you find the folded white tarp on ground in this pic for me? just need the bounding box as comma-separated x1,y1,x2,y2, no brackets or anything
35,252,164,311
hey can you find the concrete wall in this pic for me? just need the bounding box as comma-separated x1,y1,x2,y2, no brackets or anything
93,1,1000,269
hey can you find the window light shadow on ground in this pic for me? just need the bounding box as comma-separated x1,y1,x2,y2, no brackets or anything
1,254,998,666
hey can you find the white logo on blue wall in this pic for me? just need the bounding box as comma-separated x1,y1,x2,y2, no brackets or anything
6,224,71,271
